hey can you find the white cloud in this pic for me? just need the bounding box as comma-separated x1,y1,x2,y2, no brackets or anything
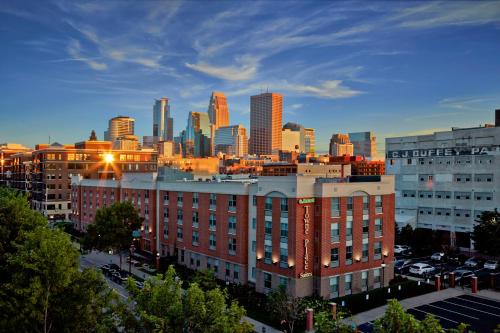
66,39,107,71
185,56,258,81
279,80,361,99
290,104,303,109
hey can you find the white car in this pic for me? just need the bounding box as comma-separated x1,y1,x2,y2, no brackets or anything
409,263,435,276
394,245,411,254
431,252,445,261
484,260,499,270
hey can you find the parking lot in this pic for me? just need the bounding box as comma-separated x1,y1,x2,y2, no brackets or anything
358,294,500,333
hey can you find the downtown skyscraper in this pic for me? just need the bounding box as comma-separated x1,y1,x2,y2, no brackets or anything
208,92,230,155
153,98,174,142
249,92,283,155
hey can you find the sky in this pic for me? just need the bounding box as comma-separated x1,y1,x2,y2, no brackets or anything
1,1,500,154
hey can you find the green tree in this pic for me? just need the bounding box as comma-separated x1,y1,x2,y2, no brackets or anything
191,268,218,291
266,285,304,333
127,265,252,333
84,201,142,269
314,310,357,333
471,209,500,257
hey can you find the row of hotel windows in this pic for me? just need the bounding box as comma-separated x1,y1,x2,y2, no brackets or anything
180,251,241,281
163,210,237,234
163,192,237,211
329,269,382,297
419,174,493,183
330,218,383,243
403,190,493,201
330,242,383,267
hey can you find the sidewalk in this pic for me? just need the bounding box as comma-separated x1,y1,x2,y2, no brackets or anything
351,288,465,325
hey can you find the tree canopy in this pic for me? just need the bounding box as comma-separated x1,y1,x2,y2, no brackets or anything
471,209,500,257
127,265,253,333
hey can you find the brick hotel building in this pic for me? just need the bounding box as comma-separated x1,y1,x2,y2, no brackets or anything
72,171,395,299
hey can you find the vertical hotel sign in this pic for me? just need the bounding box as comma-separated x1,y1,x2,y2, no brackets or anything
298,198,314,278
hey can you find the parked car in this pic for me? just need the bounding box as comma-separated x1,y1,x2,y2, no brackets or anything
448,254,468,266
394,245,411,255
394,259,413,274
100,263,120,274
452,269,475,283
464,257,485,268
409,263,436,276
135,281,144,289
431,252,446,261
484,260,499,270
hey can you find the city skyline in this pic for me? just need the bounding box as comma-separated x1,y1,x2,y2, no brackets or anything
1,1,500,152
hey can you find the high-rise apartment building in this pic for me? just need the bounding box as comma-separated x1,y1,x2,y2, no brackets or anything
250,92,283,155
386,110,500,248
104,116,135,142
214,125,248,157
349,132,378,160
208,92,230,155
153,98,174,141
304,128,315,154
0,143,32,188
184,112,211,157
329,133,354,157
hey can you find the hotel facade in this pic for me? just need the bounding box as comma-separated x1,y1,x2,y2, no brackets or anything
386,114,500,248
72,171,395,299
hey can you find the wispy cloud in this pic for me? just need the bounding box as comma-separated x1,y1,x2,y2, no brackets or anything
438,96,497,111
185,56,258,81
290,104,303,110
66,39,107,70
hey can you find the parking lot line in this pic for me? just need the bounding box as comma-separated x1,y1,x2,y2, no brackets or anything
409,308,459,325
456,296,500,310
441,300,500,318
425,304,479,320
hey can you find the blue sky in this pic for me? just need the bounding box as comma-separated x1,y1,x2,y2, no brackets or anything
1,1,500,153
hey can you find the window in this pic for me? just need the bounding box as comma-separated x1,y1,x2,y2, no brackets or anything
280,221,288,240
347,197,353,212
362,271,368,290
362,243,369,261
279,276,288,288
192,231,199,245
209,234,216,249
228,216,237,234
265,220,272,240
210,193,217,208
264,273,272,289
363,196,369,212
229,195,237,211
331,198,340,217
346,246,353,265
192,211,199,228
374,241,382,260
279,247,288,268
346,221,352,240
265,197,272,211
234,265,239,280
252,241,256,252
330,276,339,297
345,274,352,294
209,214,216,231
226,263,230,277
330,248,339,267
375,218,382,236
164,208,169,219
214,259,219,273
331,223,339,242
177,192,183,205
374,268,381,285
192,192,199,207
177,227,183,241
252,218,257,230
375,195,382,213
264,245,272,264
280,198,288,217
163,221,168,239
362,219,369,236
228,238,236,255
177,210,183,225
253,195,257,206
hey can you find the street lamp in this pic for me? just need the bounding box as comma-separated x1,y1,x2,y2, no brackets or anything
381,261,386,287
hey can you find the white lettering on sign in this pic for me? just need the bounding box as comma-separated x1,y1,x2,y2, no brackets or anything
304,238,309,271
387,145,500,159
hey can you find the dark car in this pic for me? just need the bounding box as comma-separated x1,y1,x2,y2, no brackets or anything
448,254,468,266
452,269,475,283
394,259,413,274
464,257,485,269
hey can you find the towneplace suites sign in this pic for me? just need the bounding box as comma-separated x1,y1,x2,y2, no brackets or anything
386,145,500,159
